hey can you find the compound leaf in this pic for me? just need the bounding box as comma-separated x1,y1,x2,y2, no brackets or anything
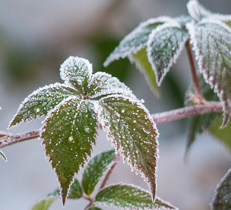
187,0,212,22
104,17,173,67
88,72,136,100
9,83,77,128
68,179,83,199
82,149,116,195
130,47,159,97
60,56,92,94
188,19,231,126
41,97,97,205
147,23,189,85
212,168,231,210
98,95,158,200
95,184,177,210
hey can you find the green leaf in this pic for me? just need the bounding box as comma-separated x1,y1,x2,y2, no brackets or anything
211,168,231,210
147,23,188,85
188,19,231,126
104,17,172,67
9,83,77,128
32,198,55,210
41,97,97,205
60,56,92,94
86,207,102,210
209,117,231,153
82,149,116,195
98,95,159,200
187,0,212,22
95,184,177,210
88,72,136,100
0,150,7,162
68,179,83,199
130,47,159,97
32,189,60,210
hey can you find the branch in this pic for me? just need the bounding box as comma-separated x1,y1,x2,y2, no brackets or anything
185,39,205,103
152,101,222,124
0,101,223,149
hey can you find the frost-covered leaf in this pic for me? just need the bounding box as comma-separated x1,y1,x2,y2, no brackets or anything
187,0,212,22
147,22,188,85
174,15,192,28
60,56,92,94
88,72,136,100
68,179,83,199
130,47,159,97
82,149,116,195
32,189,60,210
95,184,177,210
0,150,7,162
9,83,77,128
188,19,231,126
41,97,97,205
212,168,231,210
98,95,159,200
104,17,173,67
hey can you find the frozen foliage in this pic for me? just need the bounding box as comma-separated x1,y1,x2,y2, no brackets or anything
104,17,173,67
41,97,97,205
60,56,92,94
9,83,78,128
212,168,231,210
95,184,177,210
147,23,189,85
81,149,116,195
188,19,231,126
187,0,211,22
97,95,159,200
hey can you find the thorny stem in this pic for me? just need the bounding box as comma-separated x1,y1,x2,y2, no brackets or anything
0,102,223,148
185,39,205,103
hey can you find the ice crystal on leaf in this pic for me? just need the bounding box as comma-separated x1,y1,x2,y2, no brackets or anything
188,19,231,126
9,56,159,205
95,184,177,210
97,95,159,200
187,0,212,22
212,168,231,210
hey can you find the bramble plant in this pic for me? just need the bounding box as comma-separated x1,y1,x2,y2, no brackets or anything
1,0,231,209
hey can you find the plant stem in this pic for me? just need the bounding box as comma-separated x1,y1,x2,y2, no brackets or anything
185,39,205,103
0,102,223,149
99,153,120,190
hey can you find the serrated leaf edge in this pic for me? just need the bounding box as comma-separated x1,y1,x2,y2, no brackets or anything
147,22,188,85
95,183,178,210
104,16,174,67
187,19,231,126
8,82,77,129
97,94,159,201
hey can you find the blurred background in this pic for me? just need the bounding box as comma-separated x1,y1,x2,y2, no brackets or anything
1,0,231,209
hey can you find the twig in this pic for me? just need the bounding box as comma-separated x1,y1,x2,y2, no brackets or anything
152,101,222,124
185,39,205,103
99,153,120,190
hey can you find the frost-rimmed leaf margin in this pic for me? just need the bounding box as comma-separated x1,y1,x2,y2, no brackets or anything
9,83,78,128
187,18,231,126
40,96,97,205
104,16,174,67
211,168,231,210
82,149,116,195
0,149,7,162
96,94,159,200
187,0,212,22
88,72,137,100
147,22,189,85
95,183,177,210
60,56,93,93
